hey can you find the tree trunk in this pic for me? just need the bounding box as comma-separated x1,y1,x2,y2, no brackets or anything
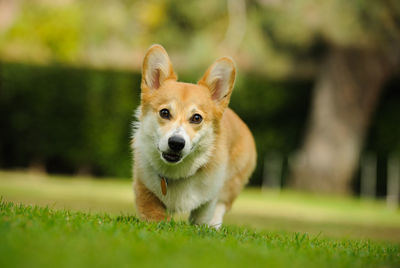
290,47,395,194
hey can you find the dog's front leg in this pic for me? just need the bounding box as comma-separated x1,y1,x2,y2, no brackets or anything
189,199,217,227
133,178,168,221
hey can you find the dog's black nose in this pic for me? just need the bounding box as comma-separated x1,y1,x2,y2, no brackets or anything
168,135,185,152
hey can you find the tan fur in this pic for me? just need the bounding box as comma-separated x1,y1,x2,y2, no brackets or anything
218,109,257,211
133,44,256,225
133,176,168,221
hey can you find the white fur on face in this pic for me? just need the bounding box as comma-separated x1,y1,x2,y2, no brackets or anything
133,105,216,180
158,126,191,160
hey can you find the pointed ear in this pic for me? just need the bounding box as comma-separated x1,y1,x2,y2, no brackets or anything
142,44,177,91
198,57,236,106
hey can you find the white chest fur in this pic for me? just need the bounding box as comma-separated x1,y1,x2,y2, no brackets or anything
138,158,226,212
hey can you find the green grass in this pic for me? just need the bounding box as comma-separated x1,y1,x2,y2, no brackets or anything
0,200,399,268
1,171,400,242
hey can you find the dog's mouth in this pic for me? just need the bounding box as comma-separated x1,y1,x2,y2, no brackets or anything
162,152,182,163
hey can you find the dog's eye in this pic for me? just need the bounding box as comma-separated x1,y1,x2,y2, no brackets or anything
190,114,203,124
159,109,171,119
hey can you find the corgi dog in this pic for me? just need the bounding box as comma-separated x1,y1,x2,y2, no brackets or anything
132,44,256,228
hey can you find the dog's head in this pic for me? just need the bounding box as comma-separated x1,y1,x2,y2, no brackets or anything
136,44,236,178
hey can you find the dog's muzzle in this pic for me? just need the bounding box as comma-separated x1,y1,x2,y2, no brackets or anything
162,152,181,163
162,135,185,163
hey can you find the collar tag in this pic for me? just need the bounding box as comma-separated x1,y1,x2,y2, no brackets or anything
160,177,168,196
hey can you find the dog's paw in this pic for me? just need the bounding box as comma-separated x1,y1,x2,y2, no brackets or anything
208,222,222,230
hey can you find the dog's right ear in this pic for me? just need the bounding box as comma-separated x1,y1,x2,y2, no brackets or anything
141,44,177,91
198,57,236,108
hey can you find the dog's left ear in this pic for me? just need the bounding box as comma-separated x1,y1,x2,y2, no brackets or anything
198,57,236,107
142,44,177,91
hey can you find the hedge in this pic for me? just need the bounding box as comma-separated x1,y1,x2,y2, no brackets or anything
1,62,398,187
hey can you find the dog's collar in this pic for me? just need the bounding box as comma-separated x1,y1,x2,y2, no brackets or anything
158,174,188,196
158,175,169,196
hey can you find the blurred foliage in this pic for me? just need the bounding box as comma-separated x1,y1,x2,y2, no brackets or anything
0,0,399,183
0,62,311,181
1,62,399,183
0,63,140,177
1,0,398,78
366,79,400,155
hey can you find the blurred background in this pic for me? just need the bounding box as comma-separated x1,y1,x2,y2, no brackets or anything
0,0,400,211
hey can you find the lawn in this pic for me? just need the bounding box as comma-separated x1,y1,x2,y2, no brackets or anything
0,170,400,267
0,200,399,268
0,171,400,242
